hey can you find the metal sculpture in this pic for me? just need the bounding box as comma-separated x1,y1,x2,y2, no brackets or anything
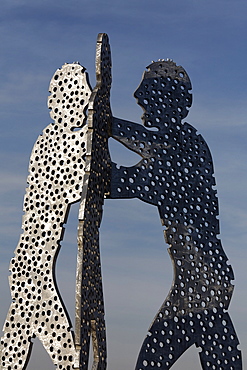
75,33,111,369
0,33,242,370
109,60,242,369
0,61,91,370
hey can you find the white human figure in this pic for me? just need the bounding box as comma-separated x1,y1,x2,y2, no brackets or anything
0,62,92,370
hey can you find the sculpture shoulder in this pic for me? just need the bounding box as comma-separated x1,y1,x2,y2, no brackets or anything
182,121,213,157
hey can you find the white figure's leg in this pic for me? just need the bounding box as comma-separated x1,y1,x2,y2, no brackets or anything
1,303,34,370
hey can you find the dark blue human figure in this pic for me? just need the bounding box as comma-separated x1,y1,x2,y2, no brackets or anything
108,60,242,369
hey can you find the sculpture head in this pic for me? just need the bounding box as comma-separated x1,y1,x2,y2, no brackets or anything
134,60,192,130
48,63,92,130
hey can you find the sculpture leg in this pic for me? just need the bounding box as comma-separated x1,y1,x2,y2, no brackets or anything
1,299,79,370
76,222,107,369
196,310,242,370
91,318,107,370
36,327,79,370
135,315,196,370
0,303,34,370
136,309,242,370
33,288,80,369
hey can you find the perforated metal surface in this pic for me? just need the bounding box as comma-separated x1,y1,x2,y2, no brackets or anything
109,60,242,369
0,62,92,369
75,33,112,370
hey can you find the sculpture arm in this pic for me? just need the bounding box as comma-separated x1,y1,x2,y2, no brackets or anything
112,116,152,156
109,117,161,204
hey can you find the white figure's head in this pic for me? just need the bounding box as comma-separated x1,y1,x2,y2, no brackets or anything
48,63,92,130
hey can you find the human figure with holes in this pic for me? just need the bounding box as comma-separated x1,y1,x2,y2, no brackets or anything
109,60,242,369
0,63,92,370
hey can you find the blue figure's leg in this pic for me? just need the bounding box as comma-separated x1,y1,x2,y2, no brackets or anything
196,310,242,370
135,314,196,370
135,309,242,370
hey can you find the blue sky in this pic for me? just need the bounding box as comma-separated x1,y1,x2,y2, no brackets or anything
0,0,246,369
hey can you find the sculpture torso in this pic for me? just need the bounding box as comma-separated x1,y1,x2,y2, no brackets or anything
110,117,234,312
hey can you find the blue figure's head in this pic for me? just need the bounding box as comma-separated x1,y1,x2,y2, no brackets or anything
134,60,192,130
